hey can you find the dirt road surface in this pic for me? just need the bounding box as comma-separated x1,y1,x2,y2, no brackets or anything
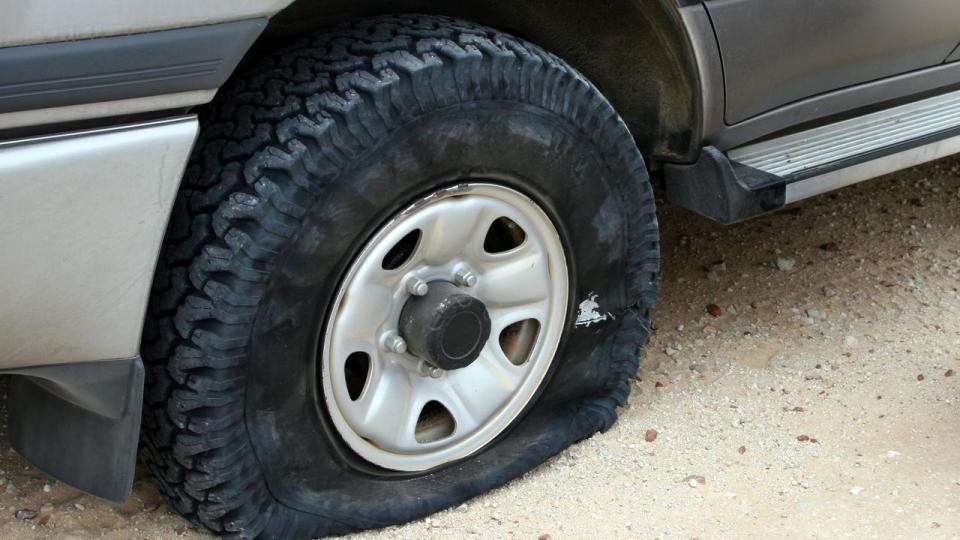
0,157,956,539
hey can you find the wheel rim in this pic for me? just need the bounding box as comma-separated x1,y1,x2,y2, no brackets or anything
321,183,569,471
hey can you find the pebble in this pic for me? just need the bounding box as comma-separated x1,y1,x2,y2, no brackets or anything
706,261,727,273
14,509,36,520
42,483,51,493
822,286,839,298
776,257,796,271
806,307,826,320
849,486,864,496
645,429,658,443
685,475,706,487
843,335,859,347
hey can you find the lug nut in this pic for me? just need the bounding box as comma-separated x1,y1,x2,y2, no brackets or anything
417,361,444,378
384,334,407,354
405,277,429,296
455,269,477,287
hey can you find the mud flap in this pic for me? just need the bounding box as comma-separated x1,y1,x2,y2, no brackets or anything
4,357,143,502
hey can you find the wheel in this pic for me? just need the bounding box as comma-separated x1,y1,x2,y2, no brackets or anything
140,14,659,539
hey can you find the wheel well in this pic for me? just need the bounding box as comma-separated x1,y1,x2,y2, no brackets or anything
261,0,702,164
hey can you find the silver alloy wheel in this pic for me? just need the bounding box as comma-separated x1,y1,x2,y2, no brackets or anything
321,183,569,471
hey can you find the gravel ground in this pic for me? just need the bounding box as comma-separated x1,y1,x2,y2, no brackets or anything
0,157,956,539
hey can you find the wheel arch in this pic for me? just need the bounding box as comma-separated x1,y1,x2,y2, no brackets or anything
261,0,702,164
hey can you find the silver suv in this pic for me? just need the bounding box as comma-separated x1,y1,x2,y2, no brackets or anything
2,1,959,537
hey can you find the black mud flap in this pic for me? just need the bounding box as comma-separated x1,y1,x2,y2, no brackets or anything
4,357,143,502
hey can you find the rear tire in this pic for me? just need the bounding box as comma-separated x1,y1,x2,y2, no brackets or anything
140,14,659,538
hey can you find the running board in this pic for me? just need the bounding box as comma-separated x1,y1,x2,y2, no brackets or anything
666,89,960,223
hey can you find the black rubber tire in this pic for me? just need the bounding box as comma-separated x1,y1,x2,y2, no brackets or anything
140,15,659,539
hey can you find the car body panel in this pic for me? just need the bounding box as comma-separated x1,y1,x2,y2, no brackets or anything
0,117,197,369
705,0,960,124
945,43,960,63
0,0,294,47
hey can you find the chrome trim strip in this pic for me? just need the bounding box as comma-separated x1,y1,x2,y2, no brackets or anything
730,88,960,177
784,133,960,203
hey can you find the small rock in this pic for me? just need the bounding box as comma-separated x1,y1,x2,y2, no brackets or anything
689,362,708,373
946,369,955,377
819,242,840,252
822,286,839,298
738,446,747,455
706,304,723,317
684,475,706,487
538,535,551,540
645,429,658,443
805,307,826,320
796,434,810,442
917,374,925,381
705,260,726,273
849,486,864,496
776,257,796,271
886,450,901,459
654,381,665,388
42,483,51,493
74,503,85,511
843,335,859,347
702,325,719,336
14,509,36,520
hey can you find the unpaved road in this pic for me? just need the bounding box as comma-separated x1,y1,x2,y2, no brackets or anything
0,157,956,539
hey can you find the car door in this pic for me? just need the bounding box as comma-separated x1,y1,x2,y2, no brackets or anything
705,0,960,124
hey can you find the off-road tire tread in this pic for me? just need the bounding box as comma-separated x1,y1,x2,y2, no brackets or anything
141,14,659,539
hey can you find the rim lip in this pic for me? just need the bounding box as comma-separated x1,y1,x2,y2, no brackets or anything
320,182,569,472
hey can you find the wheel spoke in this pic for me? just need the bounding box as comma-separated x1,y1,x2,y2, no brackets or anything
347,362,417,451
334,281,394,339
445,347,523,429
417,199,493,264
477,243,551,310
427,378,483,438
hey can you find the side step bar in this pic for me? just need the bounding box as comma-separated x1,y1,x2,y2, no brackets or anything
666,88,960,223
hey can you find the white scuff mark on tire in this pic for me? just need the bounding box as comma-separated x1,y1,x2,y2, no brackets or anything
575,292,613,327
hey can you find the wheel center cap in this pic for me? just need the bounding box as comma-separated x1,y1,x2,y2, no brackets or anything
399,281,491,371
